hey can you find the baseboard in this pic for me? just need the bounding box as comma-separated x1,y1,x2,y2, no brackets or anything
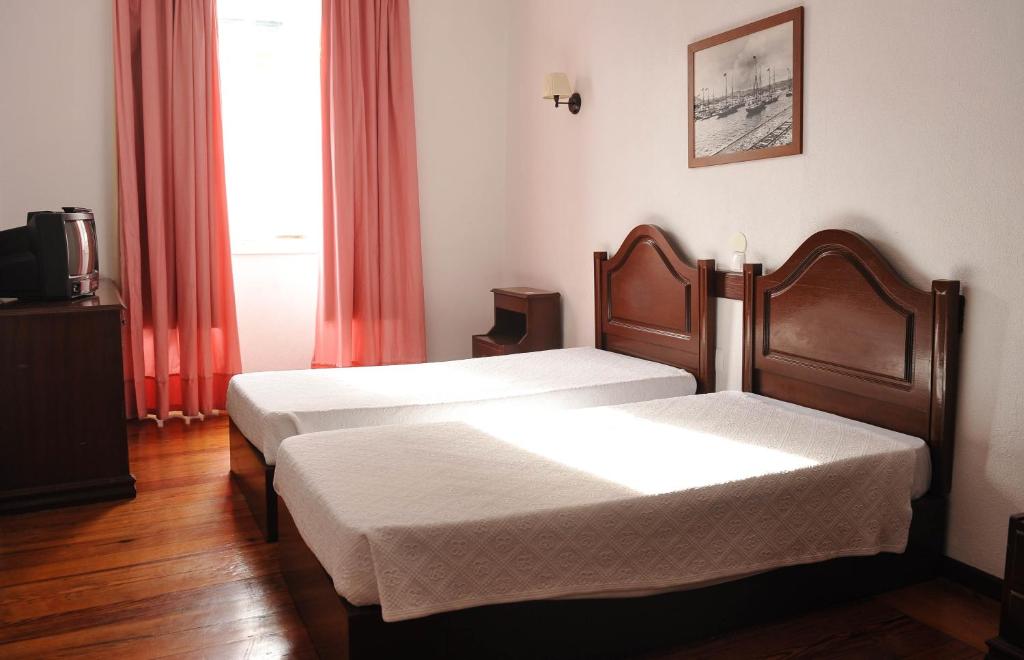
940,555,1003,601
987,636,1024,660
0,474,137,515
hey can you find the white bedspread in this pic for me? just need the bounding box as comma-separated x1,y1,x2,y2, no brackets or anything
227,347,696,464
275,391,926,622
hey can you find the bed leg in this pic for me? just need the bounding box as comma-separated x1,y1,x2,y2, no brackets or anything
264,469,278,542
229,420,277,542
279,497,354,659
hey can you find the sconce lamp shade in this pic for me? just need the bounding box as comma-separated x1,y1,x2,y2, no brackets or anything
543,72,572,99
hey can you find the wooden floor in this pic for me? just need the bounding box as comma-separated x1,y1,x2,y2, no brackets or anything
0,416,1001,659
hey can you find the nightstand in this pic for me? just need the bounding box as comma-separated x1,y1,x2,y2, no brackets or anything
472,288,562,357
988,513,1024,659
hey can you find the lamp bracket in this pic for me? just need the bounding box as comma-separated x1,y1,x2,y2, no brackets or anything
554,93,583,115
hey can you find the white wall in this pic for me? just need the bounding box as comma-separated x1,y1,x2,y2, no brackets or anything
503,0,1024,577
410,0,510,362
0,0,118,280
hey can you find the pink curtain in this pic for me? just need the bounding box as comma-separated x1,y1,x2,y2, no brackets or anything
113,0,241,420
314,0,427,368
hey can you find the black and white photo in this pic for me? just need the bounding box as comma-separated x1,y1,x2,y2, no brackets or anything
688,8,803,167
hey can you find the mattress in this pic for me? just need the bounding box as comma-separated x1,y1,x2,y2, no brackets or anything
227,347,696,464
274,391,929,622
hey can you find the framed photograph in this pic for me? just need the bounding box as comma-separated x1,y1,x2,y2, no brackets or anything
688,7,803,168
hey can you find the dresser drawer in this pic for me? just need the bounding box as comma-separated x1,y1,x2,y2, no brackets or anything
493,292,528,314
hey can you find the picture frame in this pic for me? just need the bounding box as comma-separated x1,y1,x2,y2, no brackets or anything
688,7,804,168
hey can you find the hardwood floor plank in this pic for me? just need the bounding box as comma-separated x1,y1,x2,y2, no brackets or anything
0,575,294,646
647,599,983,660
0,544,280,625
0,519,264,587
877,578,1000,652
0,611,308,660
0,497,252,554
149,630,318,660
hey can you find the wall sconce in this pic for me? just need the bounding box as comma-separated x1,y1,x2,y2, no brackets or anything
543,72,582,114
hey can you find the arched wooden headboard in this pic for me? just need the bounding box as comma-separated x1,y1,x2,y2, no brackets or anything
742,229,963,495
594,225,716,393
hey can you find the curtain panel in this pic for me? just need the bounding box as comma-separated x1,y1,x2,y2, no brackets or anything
314,0,427,368
113,0,241,420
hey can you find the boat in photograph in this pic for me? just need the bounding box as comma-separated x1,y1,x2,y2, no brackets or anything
766,68,780,104
745,56,767,114
717,102,740,118
695,87,715,120
716,73,741,117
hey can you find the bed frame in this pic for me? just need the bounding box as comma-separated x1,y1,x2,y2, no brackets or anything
231,225,716,542
741,229,961,497
277,228,963,658
593,224,716,392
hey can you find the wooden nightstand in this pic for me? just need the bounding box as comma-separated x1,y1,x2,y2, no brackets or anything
988,513,1024,659
472,288,562,357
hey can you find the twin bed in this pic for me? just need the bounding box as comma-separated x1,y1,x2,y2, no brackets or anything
228,225,963,659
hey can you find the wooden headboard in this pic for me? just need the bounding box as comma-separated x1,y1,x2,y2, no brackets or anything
742,229,963,495
594,225,716,393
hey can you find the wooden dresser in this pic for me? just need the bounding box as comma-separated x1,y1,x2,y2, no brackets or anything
989,513,1024,659
0,280,135,513
472,288,562,357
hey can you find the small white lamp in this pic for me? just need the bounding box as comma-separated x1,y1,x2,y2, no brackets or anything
730,232,747,272
542,72,582,114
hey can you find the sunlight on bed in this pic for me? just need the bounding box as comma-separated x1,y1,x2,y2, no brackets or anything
466,406,819,495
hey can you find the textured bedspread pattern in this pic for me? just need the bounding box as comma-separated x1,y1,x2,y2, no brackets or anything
275,392,920,622
227,347,695,464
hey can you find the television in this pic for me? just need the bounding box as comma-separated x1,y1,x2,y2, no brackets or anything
0,207,100,300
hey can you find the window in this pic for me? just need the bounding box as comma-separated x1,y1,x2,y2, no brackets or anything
218,0,322,255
